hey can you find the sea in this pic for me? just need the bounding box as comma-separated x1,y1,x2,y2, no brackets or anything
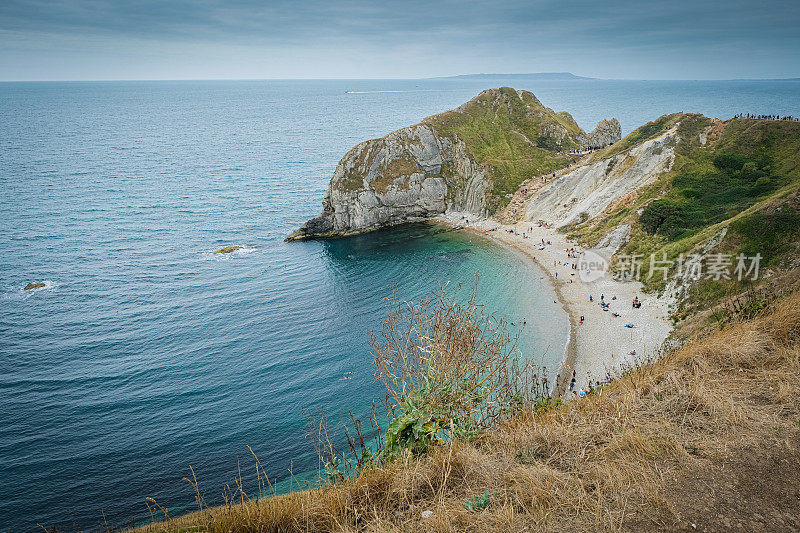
1,77,799,531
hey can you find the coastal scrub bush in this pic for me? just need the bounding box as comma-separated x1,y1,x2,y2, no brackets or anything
639,199,686,236
370,281,549,458
638,153,785,240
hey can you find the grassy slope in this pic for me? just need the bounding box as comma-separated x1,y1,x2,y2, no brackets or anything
425,88,582,210
138,291,800,533
571,116,800,316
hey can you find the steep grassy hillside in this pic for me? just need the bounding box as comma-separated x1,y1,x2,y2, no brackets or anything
571,116,800,316
426,88,585,208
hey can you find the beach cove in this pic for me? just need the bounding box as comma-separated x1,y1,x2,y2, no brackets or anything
462,218,673,397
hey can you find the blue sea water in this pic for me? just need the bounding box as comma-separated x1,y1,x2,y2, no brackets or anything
1,78,799,531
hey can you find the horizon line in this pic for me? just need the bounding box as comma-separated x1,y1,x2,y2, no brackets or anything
1,75,800,83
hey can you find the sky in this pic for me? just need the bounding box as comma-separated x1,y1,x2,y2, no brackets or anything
1,0,799,81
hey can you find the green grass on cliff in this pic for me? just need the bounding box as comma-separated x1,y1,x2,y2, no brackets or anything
638,151,787,240
426,87,582,210
571,116,800,303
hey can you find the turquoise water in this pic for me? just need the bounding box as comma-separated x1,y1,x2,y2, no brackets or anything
2,78,799,531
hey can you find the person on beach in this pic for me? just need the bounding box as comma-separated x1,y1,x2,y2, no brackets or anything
580,315,584,324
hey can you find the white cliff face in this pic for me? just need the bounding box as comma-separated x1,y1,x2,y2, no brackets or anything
526,127,677,227
287,124,489,240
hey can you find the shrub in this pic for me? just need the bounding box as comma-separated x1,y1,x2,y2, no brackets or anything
639,153,786,240
370,281,549,458
639,199,685,236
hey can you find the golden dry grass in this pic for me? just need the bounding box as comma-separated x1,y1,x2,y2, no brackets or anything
137,291,800,532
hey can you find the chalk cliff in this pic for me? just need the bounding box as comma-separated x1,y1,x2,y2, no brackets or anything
527,125,677,227
286,125,489,240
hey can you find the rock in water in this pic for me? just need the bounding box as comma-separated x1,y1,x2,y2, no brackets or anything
213,246,243,254
24,282,46,290
287,87,620,241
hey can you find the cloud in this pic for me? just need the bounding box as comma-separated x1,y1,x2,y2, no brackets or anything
0,0,798,80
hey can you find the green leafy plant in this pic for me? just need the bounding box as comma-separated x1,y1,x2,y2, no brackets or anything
463,490,494,511
383,399,444,456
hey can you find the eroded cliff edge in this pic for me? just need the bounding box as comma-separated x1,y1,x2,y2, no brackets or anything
286,87,620,241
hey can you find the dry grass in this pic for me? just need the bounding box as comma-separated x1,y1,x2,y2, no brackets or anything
136,292,800,532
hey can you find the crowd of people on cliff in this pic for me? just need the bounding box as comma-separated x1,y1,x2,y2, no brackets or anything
569,144,609,154
570,139,616,154
734,113,798,121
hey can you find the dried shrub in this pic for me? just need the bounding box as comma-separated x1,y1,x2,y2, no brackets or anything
370,280,550,456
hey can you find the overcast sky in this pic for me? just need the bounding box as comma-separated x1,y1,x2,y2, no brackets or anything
1,0,799,81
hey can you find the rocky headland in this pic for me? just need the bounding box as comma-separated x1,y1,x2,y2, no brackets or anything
286,88,620,241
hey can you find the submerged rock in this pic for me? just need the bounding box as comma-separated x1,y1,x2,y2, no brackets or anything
213,245,243,254
23,282,46,290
